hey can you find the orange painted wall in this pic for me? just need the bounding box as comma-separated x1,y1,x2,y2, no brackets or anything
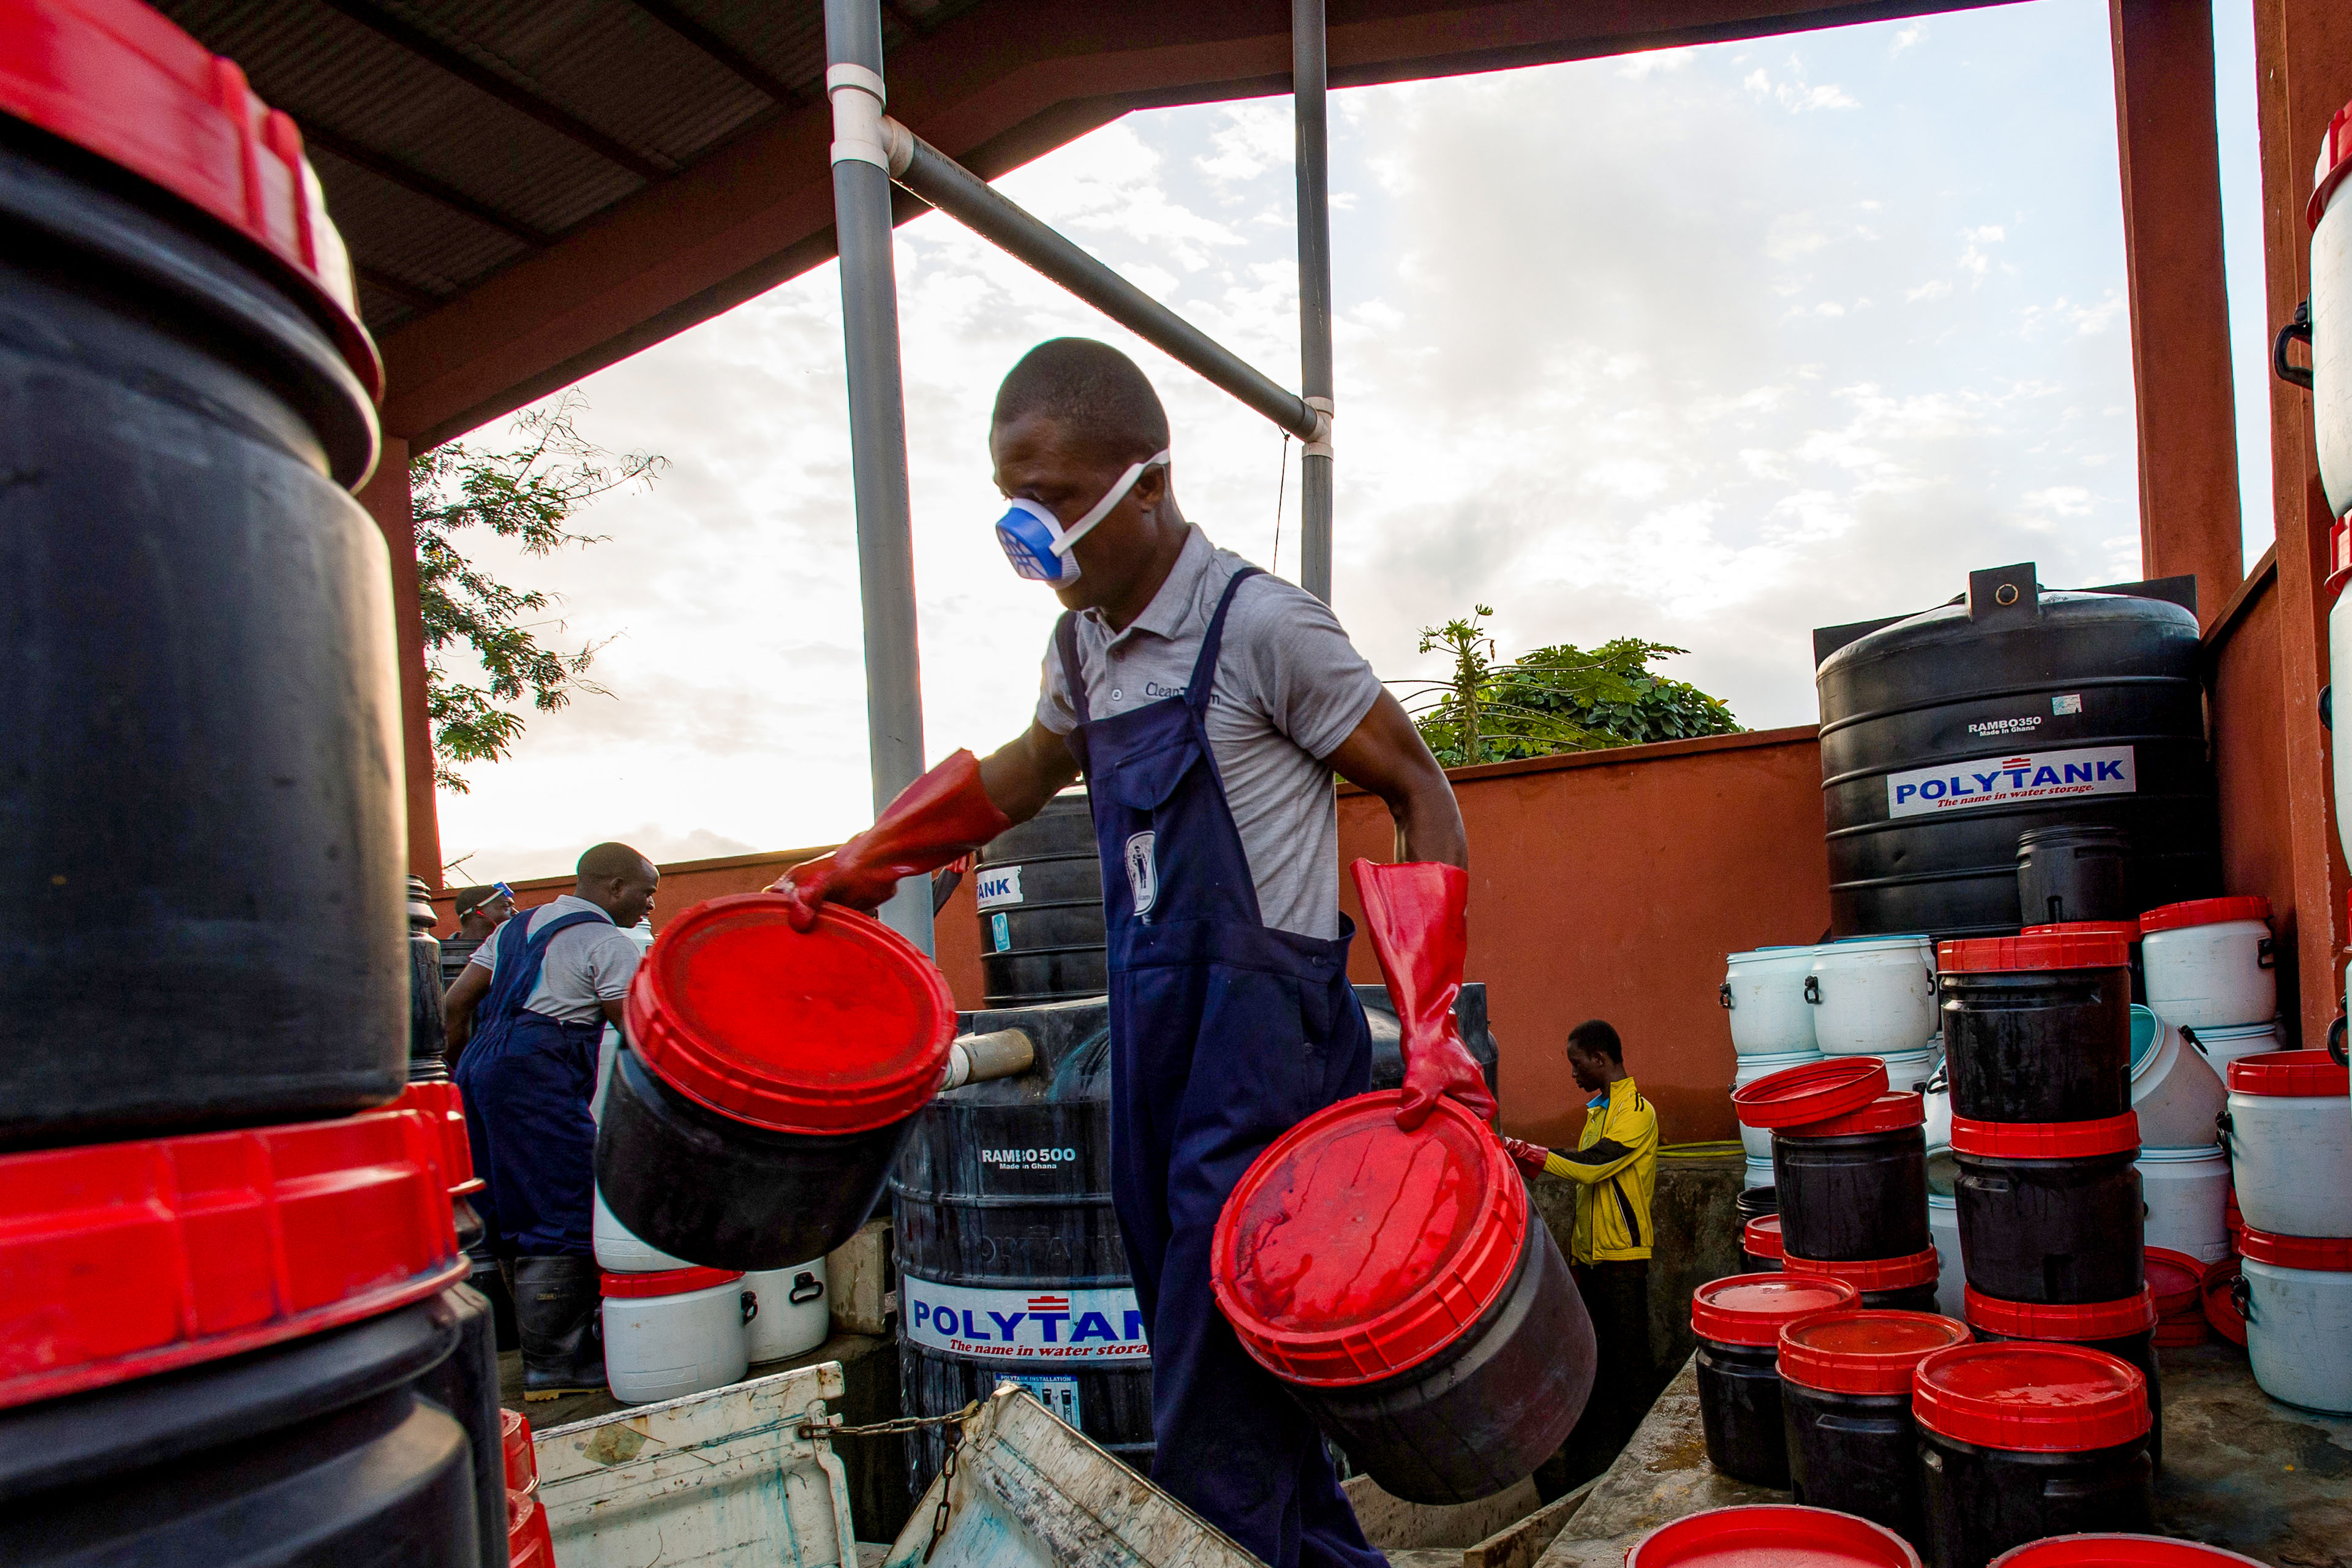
1336,727,1831,1148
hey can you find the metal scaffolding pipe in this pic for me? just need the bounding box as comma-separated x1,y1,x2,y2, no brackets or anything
825,0,933,954
1294,0,1335,604
888,125,1327,446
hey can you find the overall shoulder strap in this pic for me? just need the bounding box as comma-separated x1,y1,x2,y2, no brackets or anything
1053,611,1088,725
1186,566,1262,712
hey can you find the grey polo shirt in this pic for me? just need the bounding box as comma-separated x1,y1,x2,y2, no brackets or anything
467,894,643,1024
1035,526,1383,938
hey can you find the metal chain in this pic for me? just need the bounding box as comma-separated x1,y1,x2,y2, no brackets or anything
794,1399,979,1441
923,1422,963,1564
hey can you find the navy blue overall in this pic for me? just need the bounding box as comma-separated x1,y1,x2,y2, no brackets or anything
1056,568,1384,1568
454,908,606,1257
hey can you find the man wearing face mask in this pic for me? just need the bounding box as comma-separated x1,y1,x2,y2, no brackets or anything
775,338,1490,1567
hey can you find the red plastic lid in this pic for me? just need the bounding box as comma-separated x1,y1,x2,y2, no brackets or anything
1777,1310,1971,1395
1963,1285,2158,1341
600,1265,744,1299
2311,96,2352,229
508,1489,555,1568
2237,1226,2352,1271
1912,1342,2150,1452
1210,1091,1525,1386
388,1079,482,1197
501,1409,537,1493
1783,1246,1941,1291
0,1107,464,1411
2225,1049,2350,1096
2199,1261,2245,1346
2022,921,2142,943
1950,1110,2140,1159
1992,1536,2271,1568
626,895,957,1136
2142,1249,2207,1317
1624,1505,1922,1568
1939,933,2129,973
2138,897,2272,935
1691,1273,1860,1345
2150,1319,2210,1348
1743,1215,1784,1261
1780,1091,1924,1139
1732,1057,1889,1130
0,0,380,399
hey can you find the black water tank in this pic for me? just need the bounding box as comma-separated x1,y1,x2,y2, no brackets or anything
974,791,1106,1005
1360,983,1502,1101
1815,564,2218,940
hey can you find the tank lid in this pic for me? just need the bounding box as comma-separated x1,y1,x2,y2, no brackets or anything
1782,1246,1940,1291
1209,1091,1526,1387
600,1265,745,1298
0,0,381,399
1732,1057,1889,1130
2236,1226,2352,1271
2225,1049,2349,1097
1963,1284,2158,1341
2311,96,2352,229
625,895,956,1136
2022,919,2142,943
1992,1537,2272,1568
1625,1506,1922,1568
1690,1274,1860,1346
386,1079,483,1197
2141,1249,2208,1316
2138,895,2272,934
1781,1090,1924,1139
1777,1309,1972,1395
1938,932,2129,973
1950,1110,2140,1159
1743,1214,1783,1260
502,1409,537,1492
1911,1342,2150,1451
0,1108,464,1412
2199,1261,2245,1345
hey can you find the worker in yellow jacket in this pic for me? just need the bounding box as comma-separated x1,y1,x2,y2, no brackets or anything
1505,1019,1659,1482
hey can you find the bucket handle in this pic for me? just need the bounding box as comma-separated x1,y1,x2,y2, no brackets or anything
2257,937,2276,971
741,1292,760,1325
790,1271,826,1305
2182,1025,2207,1059
2215,1109,2234,1166
2230,1273,2255,1325
2327,1015,2348,1069
2274,300,2313,391
1719,982,1735,1010
1804,976,1822,1005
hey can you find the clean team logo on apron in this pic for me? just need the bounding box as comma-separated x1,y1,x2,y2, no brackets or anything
1886,744,2135,818
902,1278,1149,1362
1124,831,1157,915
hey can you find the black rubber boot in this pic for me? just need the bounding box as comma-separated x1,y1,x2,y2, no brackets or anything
514,1254,606,1401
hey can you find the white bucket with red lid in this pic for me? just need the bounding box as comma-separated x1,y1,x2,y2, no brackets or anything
2223,1051,2352,1240
2139,898,2274,1030
600,1267,751,1406
2237,1229,2352,1414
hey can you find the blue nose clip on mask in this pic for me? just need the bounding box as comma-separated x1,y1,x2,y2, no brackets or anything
995,450,1170,582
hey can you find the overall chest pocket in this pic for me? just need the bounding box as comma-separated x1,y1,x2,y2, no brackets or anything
1093,738,1200,814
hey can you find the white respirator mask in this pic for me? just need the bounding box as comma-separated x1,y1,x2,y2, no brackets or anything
993,451,1170,583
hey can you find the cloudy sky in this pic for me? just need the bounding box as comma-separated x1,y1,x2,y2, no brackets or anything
429,0,2278,883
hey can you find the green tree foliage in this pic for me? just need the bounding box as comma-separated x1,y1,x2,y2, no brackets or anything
412,393,665,792
1393,606,1741,769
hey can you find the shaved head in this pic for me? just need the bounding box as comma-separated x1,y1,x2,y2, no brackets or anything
577,842,654,882
576,842,659,927
992,339,1169,465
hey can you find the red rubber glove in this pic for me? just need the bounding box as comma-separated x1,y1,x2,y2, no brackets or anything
1351,859,1499,1132
773,750,1012,931
1501,1137,1555,1178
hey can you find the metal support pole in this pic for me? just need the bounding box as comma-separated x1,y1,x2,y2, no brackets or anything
1294,0,1335,603
824,0,933,954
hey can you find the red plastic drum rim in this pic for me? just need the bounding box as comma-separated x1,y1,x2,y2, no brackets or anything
2236,1227,2352,1272
1210,1091,1526,1387
2309,96,2352,230
1991,1536,2273,1568
1779,1090,1924,1139
1962,1285,2158,1342
2141,1249,2207,1316
2150,1321,2210,1348
2137,896,2272,935
501,1409,538,1493
625,895,956,1136
1949,1110,2140,1159
600,1265,746,1299
1911,1342,2151,1452
388,1079,481,1197
0,0,381,398
1742,1215,1784,1261
1938,933,2130,973
1731,1057,1889,1130
1782,1246,1940,1292
2225,1049,2351,1097
1777,1308,1972,1395
2021,921,2143,943
1689,1273,1859,1346
1624,1504,1923,1568
0,1107,464,1412
2199,1262,2247,1347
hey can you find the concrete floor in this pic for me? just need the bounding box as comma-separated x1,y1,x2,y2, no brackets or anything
1529,1344,2351,1568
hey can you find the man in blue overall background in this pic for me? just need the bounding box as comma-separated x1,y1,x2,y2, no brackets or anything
445,841,660,1400
780,339,1490,1567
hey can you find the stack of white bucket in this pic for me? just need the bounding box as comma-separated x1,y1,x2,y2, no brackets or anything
590,921,833,1404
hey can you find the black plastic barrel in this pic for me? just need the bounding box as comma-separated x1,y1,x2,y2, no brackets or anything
0,119,406,1150
1362,982,1501,1098
1966,1286,2164,1471
1940,935,2132,1123
1690,1275,1860,1488
1737,1186,1779,1223
1784,1251,1944,1314
1952,1125,2143,1305
441,935,487,995
892,998,1152,1490
1773,1093,1929,1262
410,877,450,1076
976,790,1106,1005
0,1295,479,1566
2016,825,2132,927
1813,564,2218,940
1742,1215,1784,1273
1779,1310,1972,1548
418,1284,511,1568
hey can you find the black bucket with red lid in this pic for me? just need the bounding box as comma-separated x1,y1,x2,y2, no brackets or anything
597,896,956,1270
1210,1091,1594,1504
1783,1246,1945,1312
1951,1112,2143,1305
1742,1213,1784,1272
1778,1309,1972,1546
1774,1090,1931,1262
1689,1272,1860,1487
1938,935,2133,1126
1626,1505,1923,1568
1963,1286,2163,1468
1913,1341,2155,1568
1989,1537,2269,1568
